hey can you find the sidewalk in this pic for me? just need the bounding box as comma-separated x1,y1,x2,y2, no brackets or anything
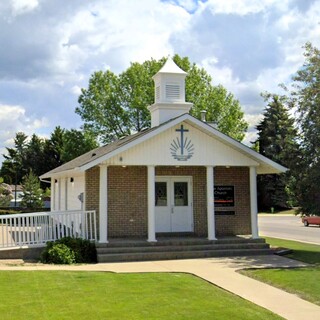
0,255,320,320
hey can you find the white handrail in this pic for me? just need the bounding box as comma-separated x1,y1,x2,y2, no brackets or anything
0,210,96,248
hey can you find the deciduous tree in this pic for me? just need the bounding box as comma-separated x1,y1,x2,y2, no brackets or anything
61,129,98,163
0,178,13,207
287,42,320,215
76,55,248,143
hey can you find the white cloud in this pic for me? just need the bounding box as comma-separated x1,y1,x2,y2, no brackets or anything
1,0,320,163
11,0,39,16
0,104,49,160
172,0,199,12
70,85,82,96
56,0,191,72
204,0,288,16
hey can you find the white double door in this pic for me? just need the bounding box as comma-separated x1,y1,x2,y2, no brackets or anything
155,176,193,233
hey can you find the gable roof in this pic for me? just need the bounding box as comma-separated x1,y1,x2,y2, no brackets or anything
40,114,287,179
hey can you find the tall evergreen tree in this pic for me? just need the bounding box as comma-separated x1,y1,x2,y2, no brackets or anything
0,132,28,185
20,170,44,209
255,93,300,209
24,134,46,178
0,127,98,186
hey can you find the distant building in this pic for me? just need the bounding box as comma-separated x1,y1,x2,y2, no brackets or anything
9,185,50,209
9,185,23,207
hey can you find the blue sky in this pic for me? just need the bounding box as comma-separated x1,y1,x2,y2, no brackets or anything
0,0,320,165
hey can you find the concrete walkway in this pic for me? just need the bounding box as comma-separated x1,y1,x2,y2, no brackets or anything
1,255,320,320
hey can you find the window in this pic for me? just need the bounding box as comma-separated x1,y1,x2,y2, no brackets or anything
155,182,167,206
174,182,188,206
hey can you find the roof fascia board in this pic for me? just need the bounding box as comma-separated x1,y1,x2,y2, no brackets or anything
185,118,287,173
40,167,81,179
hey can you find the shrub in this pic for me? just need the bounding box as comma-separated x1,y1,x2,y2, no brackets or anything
40,237,97,264
55,237,97,263
45,244,75,264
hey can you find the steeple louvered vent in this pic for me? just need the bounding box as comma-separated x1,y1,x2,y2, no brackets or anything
165,83,180,100
156,86,160,100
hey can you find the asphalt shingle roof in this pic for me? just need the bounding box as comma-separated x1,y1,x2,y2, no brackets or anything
41,123,161,177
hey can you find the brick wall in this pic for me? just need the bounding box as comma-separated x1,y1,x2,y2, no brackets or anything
215,167,251,235
108,166,148,237
85,165,252,239
85,166,100,238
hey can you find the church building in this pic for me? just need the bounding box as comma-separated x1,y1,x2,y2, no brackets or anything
40,59,286,244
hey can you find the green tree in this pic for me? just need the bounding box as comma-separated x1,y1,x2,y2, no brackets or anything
24,134,46,178
0,178,13,207
255,94,300,209
61,129,98,163
43,126,65,172
287,42,320,215
20,170,44,209
0,132,28,185
76,55,248,143
0,127,98,187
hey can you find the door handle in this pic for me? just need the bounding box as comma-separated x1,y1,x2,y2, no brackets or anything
171,206,174,214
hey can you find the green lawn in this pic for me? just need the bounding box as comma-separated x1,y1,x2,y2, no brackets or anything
265,237,320,264
0,271,282,320
241,237,320,306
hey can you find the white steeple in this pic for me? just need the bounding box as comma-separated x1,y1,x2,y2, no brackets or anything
148,58,193,127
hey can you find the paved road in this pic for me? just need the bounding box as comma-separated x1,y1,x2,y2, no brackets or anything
258,215,320,244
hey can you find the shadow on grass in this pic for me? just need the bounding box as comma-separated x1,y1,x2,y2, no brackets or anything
284,249,320,265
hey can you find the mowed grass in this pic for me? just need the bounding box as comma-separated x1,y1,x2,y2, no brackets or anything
0,271,282,320
241,237,320,306
265,237,320,264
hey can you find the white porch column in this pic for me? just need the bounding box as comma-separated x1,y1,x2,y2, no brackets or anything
63,177,68,211
59,177,67,211
51,179,55,211
207,166,217,240
147,165,157,242
99,164,108,243
58,178,61,211
250,166,259,239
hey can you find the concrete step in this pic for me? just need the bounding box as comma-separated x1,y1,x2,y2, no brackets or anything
96,238,271,263
97,248,272,263
96,237,267,249
96,242,269,254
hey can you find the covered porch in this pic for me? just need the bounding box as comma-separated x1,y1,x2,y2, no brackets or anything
95,164,259,244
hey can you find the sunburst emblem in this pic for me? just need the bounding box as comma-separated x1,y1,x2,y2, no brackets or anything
170,125,194,161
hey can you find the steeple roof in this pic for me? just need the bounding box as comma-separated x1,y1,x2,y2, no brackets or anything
155,57,187,75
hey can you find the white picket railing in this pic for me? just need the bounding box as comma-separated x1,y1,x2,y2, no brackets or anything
0,210,97,249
